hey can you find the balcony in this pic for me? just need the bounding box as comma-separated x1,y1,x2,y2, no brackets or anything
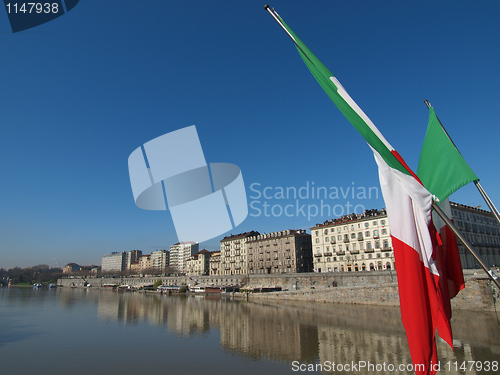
357,235,363,241
343,238,350,243
364,248,374,253
323,252,333,256
381,247,392,252
314,253,322,257
350,250,359,254
336,251,345,256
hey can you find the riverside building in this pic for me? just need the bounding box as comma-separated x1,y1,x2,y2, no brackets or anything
246,230,313,274
101,252,127,273
185,250,212,276
151,250,170,273
311,209,394,273
169,242,199,274
450,201,500,268
220,231,260,275
126,250,142,269
209,251,221,276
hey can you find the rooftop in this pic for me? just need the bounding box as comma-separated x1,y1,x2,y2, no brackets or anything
310,208,387,230
221,231,260,242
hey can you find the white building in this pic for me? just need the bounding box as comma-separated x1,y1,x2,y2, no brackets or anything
151,250,170,272
169,242,199,273
102,252,127,273
220,231,260,275
311,209,394,273
450,201,500,268
185,250,212,276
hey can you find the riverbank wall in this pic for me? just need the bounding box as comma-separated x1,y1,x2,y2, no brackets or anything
57,269,498,312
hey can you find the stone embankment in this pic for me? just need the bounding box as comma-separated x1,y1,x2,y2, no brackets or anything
247,270,499,312
58,269,499,312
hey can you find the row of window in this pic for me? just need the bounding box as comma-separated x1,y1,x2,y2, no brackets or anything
316,252,392,262
315,239,391,252
453,209,497,225
315,220,387,236
315,229,388,243
317,261,394,272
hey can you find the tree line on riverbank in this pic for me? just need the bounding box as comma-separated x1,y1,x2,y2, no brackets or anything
0,265,63,285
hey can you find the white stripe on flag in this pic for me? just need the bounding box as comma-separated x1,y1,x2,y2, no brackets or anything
330,76,394,152
372,146,438,276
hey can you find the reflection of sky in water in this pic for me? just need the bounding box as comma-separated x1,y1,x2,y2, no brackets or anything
0,287,498,375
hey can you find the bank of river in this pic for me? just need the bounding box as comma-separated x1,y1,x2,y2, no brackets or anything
58,269,500,312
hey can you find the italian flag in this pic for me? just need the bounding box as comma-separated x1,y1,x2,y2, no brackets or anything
271,9,461,375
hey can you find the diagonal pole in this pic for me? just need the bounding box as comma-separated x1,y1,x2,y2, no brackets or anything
432,201,500,289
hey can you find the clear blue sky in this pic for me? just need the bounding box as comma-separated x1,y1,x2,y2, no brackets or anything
1,1,499,269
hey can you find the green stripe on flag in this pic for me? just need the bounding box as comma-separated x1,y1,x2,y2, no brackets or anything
278,15,410,176
417,107,478,203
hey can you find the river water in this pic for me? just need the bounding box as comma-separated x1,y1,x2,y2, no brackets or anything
0,287,498,374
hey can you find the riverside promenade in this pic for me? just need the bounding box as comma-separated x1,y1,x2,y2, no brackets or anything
58,269,499,312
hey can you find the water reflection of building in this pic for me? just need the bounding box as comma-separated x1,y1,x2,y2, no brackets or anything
91,291,500,373
165,297,210,336
217,302,318,363
313,304,500,374
97,291,167,325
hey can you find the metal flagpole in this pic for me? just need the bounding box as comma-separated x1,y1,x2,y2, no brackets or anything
432,201,500,289
424,99,500,226
264,5,314,65
474,180,500,226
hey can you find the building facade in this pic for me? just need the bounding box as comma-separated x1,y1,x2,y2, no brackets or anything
126,250,142,270
209,251,221,276
102,252,127,273
246,230,313,274
151,250,170,272
220,231,260,275
63,263,81,274
311,209,394,273
169,242,199,274
139,254,151,272
450,202,500,268
185,250,212,276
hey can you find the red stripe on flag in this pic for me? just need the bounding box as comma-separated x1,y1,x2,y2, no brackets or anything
392,234,440,375
429,221,465,347
391,150,425,185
